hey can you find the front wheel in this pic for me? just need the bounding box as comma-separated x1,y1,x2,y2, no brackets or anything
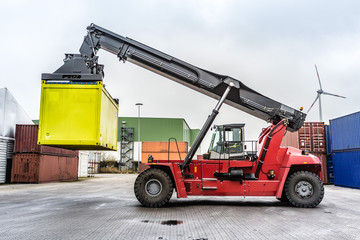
285,171,324,208
134,168,174,207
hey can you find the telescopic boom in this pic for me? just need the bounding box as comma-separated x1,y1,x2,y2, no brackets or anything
78,24,306,132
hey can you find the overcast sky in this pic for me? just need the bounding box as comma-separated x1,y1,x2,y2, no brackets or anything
1,0,359,147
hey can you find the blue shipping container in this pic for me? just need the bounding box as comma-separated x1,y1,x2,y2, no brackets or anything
325,125,334,184
326,155,334,184
325,125,332,155
333,150,360,189
330,111,360,151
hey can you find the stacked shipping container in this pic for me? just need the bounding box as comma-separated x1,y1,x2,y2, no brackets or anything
281,122,328,183
325,125,334,184
299,122,328,184
11,125,79,183
329,112,360,189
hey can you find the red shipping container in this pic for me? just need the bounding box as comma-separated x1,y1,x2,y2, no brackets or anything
298,122,326,153
311,152,328,184
281,122,326,153
14,125,78,157
11,154,78,183
280,131,299,149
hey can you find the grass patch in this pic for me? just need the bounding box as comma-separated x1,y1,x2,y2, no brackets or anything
100,167,120,173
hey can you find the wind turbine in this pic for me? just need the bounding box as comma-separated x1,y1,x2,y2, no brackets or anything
307,65,346,122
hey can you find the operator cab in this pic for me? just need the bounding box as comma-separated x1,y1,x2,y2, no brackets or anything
205,124,257,161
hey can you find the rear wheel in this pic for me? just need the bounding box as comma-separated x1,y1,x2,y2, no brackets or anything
285,171,324,208
134,168,173,207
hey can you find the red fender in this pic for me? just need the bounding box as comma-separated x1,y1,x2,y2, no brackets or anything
147,163,187,198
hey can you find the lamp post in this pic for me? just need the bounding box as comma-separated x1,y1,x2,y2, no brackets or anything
135,103,143,173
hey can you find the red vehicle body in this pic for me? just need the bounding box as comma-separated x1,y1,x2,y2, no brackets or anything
140,120,322,201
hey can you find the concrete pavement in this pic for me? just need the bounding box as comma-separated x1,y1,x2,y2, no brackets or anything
0,174,359,240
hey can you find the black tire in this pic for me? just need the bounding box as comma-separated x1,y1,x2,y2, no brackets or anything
285,171,324,208
278,192,290,203
134,168,173,207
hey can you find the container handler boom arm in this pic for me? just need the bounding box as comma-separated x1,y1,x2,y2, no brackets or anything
79,24,306,132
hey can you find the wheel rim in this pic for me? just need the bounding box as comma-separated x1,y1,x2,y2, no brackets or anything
145,179,162,197
295,180,313,198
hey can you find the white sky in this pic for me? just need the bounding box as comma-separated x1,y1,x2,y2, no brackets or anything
1,0,359,148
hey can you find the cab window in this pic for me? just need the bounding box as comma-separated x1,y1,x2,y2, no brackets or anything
224,127,243,154
209,127,223,154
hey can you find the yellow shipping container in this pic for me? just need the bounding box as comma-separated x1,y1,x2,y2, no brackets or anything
38,81,118,151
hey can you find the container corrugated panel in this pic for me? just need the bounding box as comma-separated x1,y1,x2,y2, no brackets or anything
280,131,299,148
330,112,360,151
299,122,326,153
333,150,360,189
38,81,118,151
11,154,39,183
15,125,78,157
142,142,188,153
311,152,328,184
0,139,7,183
325,125,334,184
141,153,188,163
5,140,14,183
327,155,334,184
11,154,78,183
0,138,14,183
325,125,332,155
38,155,78,182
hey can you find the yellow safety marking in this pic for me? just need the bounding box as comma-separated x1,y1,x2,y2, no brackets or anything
304,162,307,164
194,167,197,173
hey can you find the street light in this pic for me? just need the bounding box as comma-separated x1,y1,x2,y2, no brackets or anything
135,103,143,173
